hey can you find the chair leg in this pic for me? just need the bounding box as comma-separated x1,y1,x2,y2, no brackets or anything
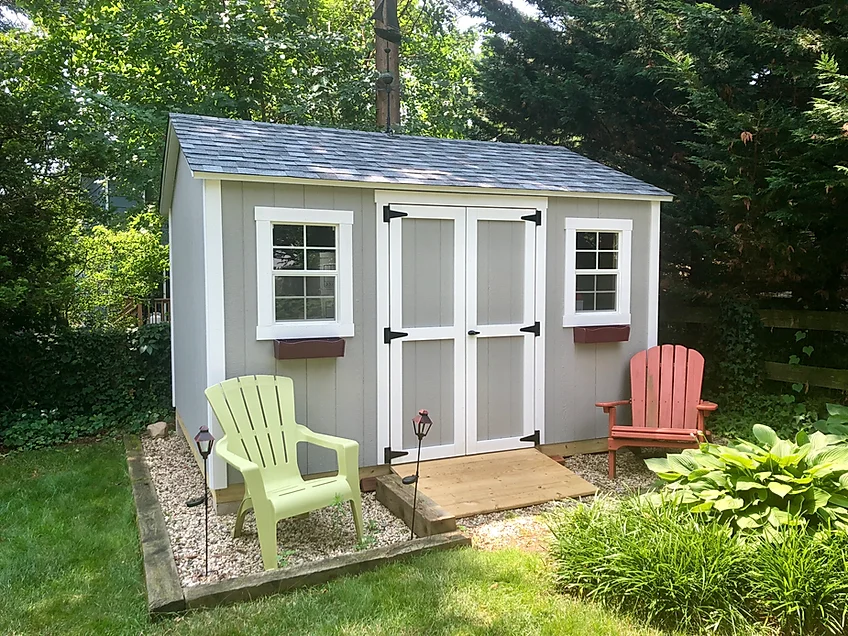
256,513,279,570
233,497,253,538
350,496,364,540
608,449,616,479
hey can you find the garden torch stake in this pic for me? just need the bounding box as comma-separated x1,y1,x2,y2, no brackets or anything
194,426,215,578
402,409,433,540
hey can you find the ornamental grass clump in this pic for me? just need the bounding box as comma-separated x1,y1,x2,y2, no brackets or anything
643,423,848,535
547,498,752,633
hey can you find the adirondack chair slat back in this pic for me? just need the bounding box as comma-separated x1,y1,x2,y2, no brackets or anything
630,345,705,429
205,375,301,479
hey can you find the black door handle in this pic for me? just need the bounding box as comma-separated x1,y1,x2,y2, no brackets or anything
468,330,480,336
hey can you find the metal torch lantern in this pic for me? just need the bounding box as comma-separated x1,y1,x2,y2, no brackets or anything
194,425,215,577
402,409,433,540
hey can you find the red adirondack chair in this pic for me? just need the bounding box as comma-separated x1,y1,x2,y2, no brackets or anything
597,345,717,478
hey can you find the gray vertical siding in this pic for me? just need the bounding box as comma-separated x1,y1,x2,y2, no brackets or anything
170,152,208,441
221,181,378,478
544,197,652,443
211,179,654,479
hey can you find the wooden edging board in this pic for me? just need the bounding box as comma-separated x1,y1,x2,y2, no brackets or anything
125,435,185,614
375,473,457,536
125,436,470,616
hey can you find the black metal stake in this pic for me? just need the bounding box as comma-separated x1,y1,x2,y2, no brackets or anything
203,460,209,577
407,435,424,540
384,46,392,134
402,409,432,540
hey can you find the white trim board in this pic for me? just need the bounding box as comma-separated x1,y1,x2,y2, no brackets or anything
562,217,633,328
254,206,355,340
202,179,227,489
190,170,673,203
647,201,661,348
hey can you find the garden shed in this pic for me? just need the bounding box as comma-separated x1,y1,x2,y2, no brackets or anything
160,113,672,509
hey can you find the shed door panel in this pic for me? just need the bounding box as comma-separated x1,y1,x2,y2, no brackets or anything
466,209,536,454
389,206,466,461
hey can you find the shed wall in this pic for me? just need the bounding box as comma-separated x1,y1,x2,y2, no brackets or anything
221,182,379,479
217,183,654,480
170,152,208,442
544,197,652,443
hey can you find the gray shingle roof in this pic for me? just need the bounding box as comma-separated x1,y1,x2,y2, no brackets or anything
169,113,671,198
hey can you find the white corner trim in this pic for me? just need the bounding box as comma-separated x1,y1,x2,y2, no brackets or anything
202,179,227,490
534,206,547,444
168,209,176,408
562,217,633,328
254,206,354,341
647,201,661,347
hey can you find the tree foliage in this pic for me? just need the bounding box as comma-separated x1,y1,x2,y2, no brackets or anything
70,210,169,327
474,0,848,306
0,0,478,329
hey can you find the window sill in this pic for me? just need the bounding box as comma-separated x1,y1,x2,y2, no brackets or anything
257,322,354,341
562,312,631,328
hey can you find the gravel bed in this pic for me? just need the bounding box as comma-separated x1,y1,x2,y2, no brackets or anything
143,432,409,587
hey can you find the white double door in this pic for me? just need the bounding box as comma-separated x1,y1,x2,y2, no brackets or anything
387,204,539,462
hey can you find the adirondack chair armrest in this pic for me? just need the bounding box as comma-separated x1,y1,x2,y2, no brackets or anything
595,400,630,434
296,426,359,480
595,400,631,412
697,400,718,413
215,437,269,505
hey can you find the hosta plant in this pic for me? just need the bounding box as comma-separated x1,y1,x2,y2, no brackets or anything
643,424,848,535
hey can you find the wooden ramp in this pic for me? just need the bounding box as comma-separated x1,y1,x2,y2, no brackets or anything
391,448,597,518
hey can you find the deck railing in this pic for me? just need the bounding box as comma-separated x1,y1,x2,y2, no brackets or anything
121,298,171,326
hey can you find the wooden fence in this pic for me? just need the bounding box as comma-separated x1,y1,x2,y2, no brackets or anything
121,298,171,326
662,306,848,391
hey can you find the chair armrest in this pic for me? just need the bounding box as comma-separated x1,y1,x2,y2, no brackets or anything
697,401,718,412
215,437,268,505
595,400,631,411
296,426,359,478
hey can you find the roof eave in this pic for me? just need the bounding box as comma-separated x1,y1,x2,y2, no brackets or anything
189,170,674,202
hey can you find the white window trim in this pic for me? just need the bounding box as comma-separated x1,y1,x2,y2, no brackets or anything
563,217,632,327
255,206,354,340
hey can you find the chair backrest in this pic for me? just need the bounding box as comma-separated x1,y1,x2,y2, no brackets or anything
205,375,302,479
630,345,705,430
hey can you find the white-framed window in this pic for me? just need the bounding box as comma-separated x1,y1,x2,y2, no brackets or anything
255,207,354,340
563,218,632,327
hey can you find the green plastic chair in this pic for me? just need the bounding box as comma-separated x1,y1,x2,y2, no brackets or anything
205,375,363,570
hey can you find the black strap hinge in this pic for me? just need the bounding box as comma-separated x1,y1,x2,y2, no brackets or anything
519,321,540,337
520,430,540,445
520,209,541,226
384,447,409,463
383,327,409,344
383,205,408,223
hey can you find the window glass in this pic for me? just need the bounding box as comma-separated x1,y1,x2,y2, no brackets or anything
574,232,620,313
272,223,337,322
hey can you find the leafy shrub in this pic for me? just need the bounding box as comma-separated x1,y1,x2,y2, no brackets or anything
644,424,848,535
548,498,848,635
548,498,751,632
0,323,171,449
749,526,848,635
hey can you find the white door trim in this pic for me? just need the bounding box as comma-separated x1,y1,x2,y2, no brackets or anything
388,204,466,462
465,207,537,455
375,191,549,465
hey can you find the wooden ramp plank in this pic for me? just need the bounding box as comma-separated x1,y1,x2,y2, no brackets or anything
392,448,596,518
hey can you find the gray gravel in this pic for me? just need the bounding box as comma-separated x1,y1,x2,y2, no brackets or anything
143,433,409,587
143,432,663,582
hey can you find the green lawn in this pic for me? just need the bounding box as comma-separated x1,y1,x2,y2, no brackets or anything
0,441,668,636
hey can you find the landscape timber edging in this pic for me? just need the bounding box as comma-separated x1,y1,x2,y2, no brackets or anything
125,436,470,615
183,531,471,610
125,435,186,615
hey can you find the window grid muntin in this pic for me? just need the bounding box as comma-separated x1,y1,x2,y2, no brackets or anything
574,230,621,313
272,222,338,323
